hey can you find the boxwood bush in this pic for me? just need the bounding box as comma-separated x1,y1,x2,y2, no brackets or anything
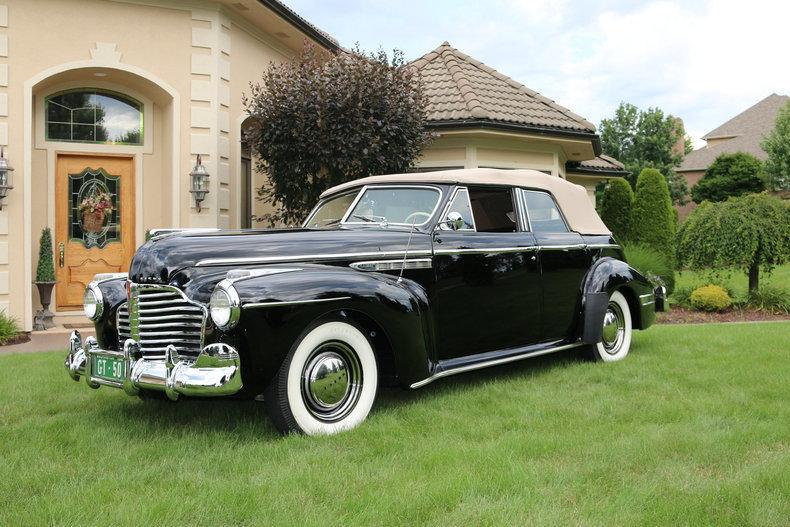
0,310,20,345
690,285,732,312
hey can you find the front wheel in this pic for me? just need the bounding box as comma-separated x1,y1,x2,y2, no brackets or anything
586,290,633,362
265,321,378,435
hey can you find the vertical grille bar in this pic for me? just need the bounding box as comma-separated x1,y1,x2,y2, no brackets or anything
117,284,207,359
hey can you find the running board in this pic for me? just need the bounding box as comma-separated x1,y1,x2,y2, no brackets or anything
410,341,584,389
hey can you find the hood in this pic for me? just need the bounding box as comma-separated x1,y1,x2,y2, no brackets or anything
129,227,433,287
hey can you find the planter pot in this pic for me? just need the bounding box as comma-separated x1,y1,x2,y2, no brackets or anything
82,210,107,233
33,281,56,331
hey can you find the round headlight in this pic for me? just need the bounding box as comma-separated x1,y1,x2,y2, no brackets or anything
210,284,240,330
83,285,104,321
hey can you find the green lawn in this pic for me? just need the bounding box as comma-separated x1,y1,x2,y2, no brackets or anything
674,263,790,299
1,323,789,526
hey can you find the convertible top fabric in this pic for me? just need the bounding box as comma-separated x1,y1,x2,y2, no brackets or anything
321,168,611,235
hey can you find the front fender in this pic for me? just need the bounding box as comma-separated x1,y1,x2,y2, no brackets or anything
226,265,433,390
91,276,128,349
581,257,657,343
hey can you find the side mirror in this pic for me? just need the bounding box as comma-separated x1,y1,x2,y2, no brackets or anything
445,211,465,231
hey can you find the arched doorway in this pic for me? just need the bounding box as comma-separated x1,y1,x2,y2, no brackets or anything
25,64,179,314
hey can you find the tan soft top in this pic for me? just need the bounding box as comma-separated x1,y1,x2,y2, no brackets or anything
321,168,611,235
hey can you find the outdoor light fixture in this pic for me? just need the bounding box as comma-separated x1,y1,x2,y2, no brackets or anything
0,147,14,211
189,154,210,212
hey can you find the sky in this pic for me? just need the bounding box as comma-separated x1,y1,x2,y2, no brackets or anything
281,0,790,148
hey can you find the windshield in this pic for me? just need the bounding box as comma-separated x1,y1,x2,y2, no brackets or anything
306,186,442,228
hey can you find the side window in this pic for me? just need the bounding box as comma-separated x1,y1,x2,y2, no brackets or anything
468,186,517,233
523,191,568,233
439,188,475,231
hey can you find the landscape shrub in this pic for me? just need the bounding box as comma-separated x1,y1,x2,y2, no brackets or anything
599,178,633,241
747,285,790,314
0,310,20,345
629,168,676,267
35,228,55,283
691,152,766,203
676,193,790,292
690,285,732,312
623,243,675,294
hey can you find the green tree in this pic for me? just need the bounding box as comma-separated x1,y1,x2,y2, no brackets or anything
691,152,766,203
677,193,790,292
761,100,790,191
629,168,676,267
244,44,432,226
600,102,690,205
35,228,55,283
599,178,633,241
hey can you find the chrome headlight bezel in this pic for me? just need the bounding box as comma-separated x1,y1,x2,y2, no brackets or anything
83,284,104,321
210,280,241,330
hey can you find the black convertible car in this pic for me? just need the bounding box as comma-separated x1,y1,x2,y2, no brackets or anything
65,168,665,435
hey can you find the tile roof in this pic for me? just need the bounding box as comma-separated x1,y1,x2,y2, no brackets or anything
680,93,789,172
567,154,628,176
410,42,596,134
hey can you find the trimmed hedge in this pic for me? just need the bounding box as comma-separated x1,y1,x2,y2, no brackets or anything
629,168,676,267
35,228,55,283
691,152,766,203
690,285,732,312
599,178,633,242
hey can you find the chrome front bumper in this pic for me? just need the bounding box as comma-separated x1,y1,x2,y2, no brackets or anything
64,331,243,400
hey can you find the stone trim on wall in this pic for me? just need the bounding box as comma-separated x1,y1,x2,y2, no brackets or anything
0,4,8,317
189,8,232,229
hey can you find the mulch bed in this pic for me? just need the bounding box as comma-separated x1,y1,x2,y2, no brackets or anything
658,307,790,324
0,332,32,347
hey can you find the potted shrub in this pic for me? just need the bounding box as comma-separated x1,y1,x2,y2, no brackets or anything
33,227,56,330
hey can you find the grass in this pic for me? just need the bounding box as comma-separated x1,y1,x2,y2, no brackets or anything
1,322,789,526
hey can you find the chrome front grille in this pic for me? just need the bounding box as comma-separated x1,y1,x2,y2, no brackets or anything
116,285,207,359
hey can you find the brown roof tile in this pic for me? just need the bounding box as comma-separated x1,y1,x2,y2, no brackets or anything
410,42,596,133
679,93,789,171
567,154,628,176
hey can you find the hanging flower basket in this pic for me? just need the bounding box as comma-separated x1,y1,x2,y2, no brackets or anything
78,191,114,234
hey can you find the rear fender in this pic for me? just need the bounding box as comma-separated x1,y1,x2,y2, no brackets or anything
580,257,656,343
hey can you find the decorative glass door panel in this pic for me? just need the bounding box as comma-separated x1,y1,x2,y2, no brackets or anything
55,155,135,309
69,168,120,249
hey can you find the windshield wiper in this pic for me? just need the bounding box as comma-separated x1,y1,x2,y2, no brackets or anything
351,214,388,224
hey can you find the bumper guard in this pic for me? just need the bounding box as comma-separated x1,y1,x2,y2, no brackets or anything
64,331,243,400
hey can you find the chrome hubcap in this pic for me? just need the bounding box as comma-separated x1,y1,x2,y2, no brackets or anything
601,302,625,354
302,342,362,422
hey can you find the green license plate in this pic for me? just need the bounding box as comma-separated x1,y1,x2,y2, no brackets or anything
92,356,125,382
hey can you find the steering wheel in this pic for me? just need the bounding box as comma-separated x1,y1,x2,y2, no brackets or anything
404,211,431,225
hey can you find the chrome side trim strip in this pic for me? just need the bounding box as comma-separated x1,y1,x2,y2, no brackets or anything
243,296,352,309
350,259,432,271
196,250,433,267
587,243,620,249
435,246,538,255
410,342,584,389
197,244,620,267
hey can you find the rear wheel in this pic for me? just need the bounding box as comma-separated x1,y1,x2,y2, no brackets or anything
265,321,378,435
586,290,632,362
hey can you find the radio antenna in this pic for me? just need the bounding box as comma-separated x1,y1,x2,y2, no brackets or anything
397,217,418,284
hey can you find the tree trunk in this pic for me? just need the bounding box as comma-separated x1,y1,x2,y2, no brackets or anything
748,263,759,293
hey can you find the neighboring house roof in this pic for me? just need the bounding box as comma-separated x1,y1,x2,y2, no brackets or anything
410,42,599,147
679,93,789,172
321,168,611,235
567,154,629,177
256,0,339,52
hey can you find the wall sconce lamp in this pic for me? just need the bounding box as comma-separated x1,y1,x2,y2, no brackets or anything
0,148,13,211
189,154,210,212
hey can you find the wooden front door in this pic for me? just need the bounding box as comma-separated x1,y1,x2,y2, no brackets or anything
55,154,135,309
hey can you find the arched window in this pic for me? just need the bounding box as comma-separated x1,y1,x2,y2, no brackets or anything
45,89,143,145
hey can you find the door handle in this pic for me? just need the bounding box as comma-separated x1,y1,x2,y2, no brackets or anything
58,242,65,268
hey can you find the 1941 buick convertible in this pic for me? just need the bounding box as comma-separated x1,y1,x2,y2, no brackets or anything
65,168,666,435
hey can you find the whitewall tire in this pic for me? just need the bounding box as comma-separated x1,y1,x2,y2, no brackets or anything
265,321,378,435
590,290,632,362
